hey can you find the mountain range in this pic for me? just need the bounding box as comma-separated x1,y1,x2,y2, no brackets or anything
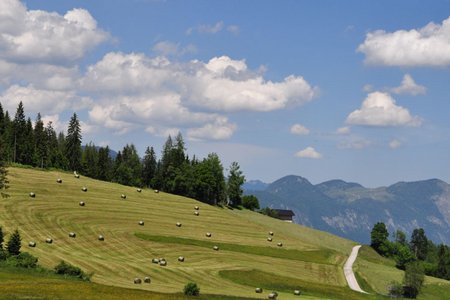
244,176,450,245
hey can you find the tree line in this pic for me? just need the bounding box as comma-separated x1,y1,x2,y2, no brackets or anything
370,222,450,298
0,101,248,207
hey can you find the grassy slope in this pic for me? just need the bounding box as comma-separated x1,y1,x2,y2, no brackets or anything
1,167,448,299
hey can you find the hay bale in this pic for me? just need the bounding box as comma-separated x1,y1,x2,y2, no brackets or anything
194,206,199,210
154,189,159,193
79,201,85,206
121,194,126,199
194,211,199,216
29,192,35,198
206,232,212,237
159,260,167,266
159,258,165,262
277,242,283,247
75,174,80,178
269,231,274,236
144,276,151,283
81,187,87,192
176,222,182,227
57,179,62,183
152,258,159,264
139,220,144,226
45,238,53,244
255,287,263,293
69,232,76,238
267,237,273,242
28,241,36,247
178,256,185,262
294,290,301,296
137,188,142,193
268,292,278,299
134,278,142,284
213,245,219,251
98,235,104,241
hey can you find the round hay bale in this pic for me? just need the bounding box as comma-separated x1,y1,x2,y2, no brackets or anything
294,289,301,296
255,287,263,293
159,258,165,262
154,189,159,193
139,220,144,226
178,256,185,262
213,245,219,251
144,276,151,283
137,188,142,193
57,179,62,183
194,211,199,216
206,232,212,237
121,194,126,199
69,232,76,238
176,222,182,227
98,235,104,241
29,192,35,198
81,187,87,192
194,206,199,210
277,242,283,247
28,241,36,247
269,231,274,236
267,237,273,242
79,201,85,206
159,260,167,266
152,258,159,264
134,278,142,284
45,238,53,244
268,292,278,299
75,174,80,178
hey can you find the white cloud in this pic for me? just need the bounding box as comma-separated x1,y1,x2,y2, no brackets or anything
152,41,197,56
187,118,237,141
336,126,351,135
187,21,224,35
338,137,371,150
0,84,92,115
358,16,450,67
227,25,240,35
295,147,322,159
290,123,310,135
0,0,109,64
391,74,426,96
389,139,402,149
346,92,422,127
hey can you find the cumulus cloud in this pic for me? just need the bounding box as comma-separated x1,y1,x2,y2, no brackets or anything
358,16,450,67
0,0,109,64
390,74,426,96
336,126,351,135
187,117,237,141
290,123,310,135
346,92,422,127
389,139,402,149
295,147,322,159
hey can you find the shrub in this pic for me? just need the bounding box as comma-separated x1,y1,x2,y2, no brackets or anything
14,252,38,268
183,282,200,296
242,195,260,211
388,281,403,298
54,260,90,281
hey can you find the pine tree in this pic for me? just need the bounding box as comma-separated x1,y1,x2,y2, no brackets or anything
65,113,82,171
12,102,27,164
0,140,8,198
22,117,34,165
410,228,428,260
227,161,245,207
33,113,47,168
436,244,448,278
6,229,21,256
142,146,157,187
97,146,112,181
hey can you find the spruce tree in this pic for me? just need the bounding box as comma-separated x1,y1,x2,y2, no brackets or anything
142,146,157,187
227,161,245,207
6,229,21,256
33,113,47,168
12,102,26,164
65,113,82,171
0,141,8,198
97,146,112,181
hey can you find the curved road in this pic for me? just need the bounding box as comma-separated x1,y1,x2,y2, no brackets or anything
344,245,368,294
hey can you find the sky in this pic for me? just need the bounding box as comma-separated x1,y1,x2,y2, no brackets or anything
1,0,450,187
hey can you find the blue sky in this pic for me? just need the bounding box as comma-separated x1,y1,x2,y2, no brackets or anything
1,0,450,187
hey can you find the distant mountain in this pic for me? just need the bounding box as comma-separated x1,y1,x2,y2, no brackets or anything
243,180,269,191
245,175,450,245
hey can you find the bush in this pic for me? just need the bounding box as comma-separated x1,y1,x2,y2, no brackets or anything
0,248,6,261
388,281,403,298
242,195,260,211
183,282,200,296
54,260,90,281
15,252,38,268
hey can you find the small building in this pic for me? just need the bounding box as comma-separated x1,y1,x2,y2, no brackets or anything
273,209,295,222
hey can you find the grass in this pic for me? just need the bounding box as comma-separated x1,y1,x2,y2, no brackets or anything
1,167,448,299
135,233,335,264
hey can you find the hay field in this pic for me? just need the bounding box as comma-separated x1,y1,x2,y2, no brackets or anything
0,167,416,299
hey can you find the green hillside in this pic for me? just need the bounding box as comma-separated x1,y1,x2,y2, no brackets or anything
1,167,449,299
